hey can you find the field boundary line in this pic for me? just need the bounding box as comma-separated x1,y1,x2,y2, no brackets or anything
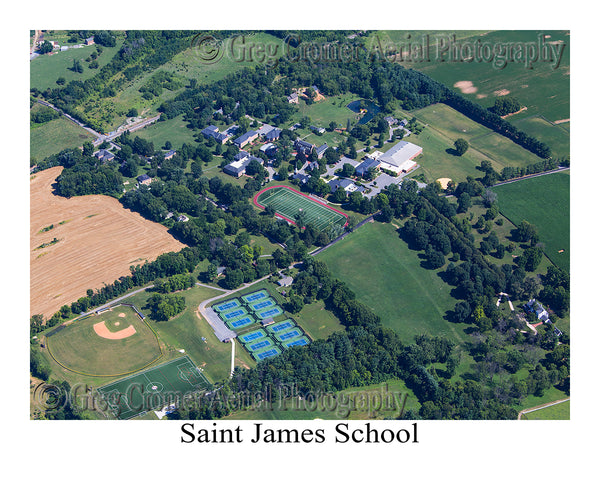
518,397,570,419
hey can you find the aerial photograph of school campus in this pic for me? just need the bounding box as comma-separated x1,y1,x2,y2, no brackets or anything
29,30,570,421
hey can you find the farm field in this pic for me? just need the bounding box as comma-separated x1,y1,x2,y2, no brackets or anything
30,115,96,162
493,171,570,271
402,30,570,158
30,167,185,319
317,221,469,345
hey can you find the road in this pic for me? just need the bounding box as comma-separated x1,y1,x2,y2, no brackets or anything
34,98,161,148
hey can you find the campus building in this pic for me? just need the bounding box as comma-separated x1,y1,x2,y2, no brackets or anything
375,141,422,174
224,151,264,177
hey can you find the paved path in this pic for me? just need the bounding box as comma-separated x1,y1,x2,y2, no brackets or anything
518,397,570,419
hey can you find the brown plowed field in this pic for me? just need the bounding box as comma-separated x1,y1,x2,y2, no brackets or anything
30,167,185,319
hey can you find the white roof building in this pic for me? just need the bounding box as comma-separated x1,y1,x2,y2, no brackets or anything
377,141,422,174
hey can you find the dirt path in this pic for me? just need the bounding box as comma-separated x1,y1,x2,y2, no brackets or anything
518,397,570,419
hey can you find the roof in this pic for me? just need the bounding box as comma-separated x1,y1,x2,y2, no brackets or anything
165,149,176,157
356,157,381,175
225,154,263,175
315,143,328,155
278,276,294,287
265,128,281,140
377,141,423,168
260,143,275,152
234,151,250,161
137,174,151,182
257,124,275,136
234,130,258,145
292,173,310,184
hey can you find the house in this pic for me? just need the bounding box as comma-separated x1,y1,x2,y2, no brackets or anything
290,123,302,131
257,123,275,136
294,139,314,156
233,130,259,148
260,143,278,157
201,125,232,144
376,141,422,174
384,116,398,126
306,160,320,171
265,127,281,141
165,212,174,219
137,174,152,186
85,36,95,46
177,214,189,222
525,299,550,322
355,157,381,176
287,92,299,104
315,143,329,159
292,173,310,185
94,149,115,163
164,149,177,160
329,178,365,194
224,154,263,177
310,125,326,134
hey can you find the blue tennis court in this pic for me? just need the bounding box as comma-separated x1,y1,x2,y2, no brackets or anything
268,320,295,333
248,338,274,351
228,316,254,329
254,347,281,361
276,328,302,342
242,290,269,304
283,337,310,349
256,306,284,319
213,299,241,312
239,329,266,343
249,299,276,311
221,308,247,320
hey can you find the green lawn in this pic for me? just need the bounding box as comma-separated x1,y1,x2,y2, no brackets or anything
521,399,570,420
493,172,570,271
45,305,162,377
223,378,421,420
30,39,124,92
409,104,549,182
30,116,95,162
133,116,198,150
317,221,469,345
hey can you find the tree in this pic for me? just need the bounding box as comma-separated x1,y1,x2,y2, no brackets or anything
39,40,53,54
517,246,543,272
127,108,138,117
454,138,469,156
457,192,471,213
82,142,94,157
71,59,84,73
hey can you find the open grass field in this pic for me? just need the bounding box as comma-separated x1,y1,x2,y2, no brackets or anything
97,355,210,419
131,115,197,150
30,167,185,319
493,172,570,271
45,305,162,376
30,39,124,92
30,115,95,161
254,186,348,231
521,399,570,420
292,93,362,129
223,378,421,420
408,104,549,182
317,221,469,345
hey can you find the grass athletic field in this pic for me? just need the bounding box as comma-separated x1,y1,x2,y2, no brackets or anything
97,356,210,420
494,171,570,271
254,186,348,231
46,305,162,376
318,221,468,344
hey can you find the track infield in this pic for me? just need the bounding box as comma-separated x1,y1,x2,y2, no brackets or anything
254,186,348,231
97,356,211,420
